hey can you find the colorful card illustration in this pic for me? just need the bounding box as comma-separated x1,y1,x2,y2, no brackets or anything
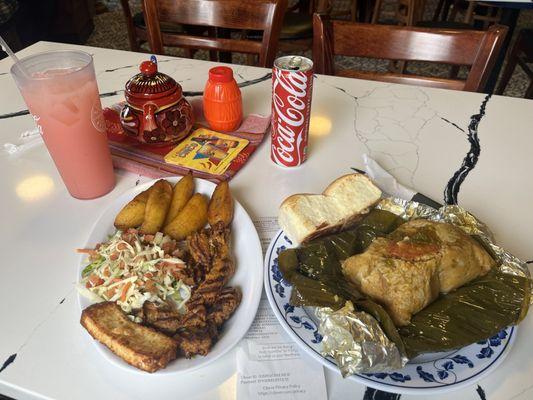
164,127,249,175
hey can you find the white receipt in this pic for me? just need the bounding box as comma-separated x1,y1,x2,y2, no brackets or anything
236,219,327,400
253,216,280,254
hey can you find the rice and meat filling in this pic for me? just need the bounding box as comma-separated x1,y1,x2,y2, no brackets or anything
342,219,495,326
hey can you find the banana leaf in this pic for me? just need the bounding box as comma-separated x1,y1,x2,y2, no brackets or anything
280,246,349,309
356,209,405,250
296,241,336,281
278,249,299,283
278,207,530,364
399,269,531,358
289,273,345,309
277,209,407,355
353,299,408,358
280,209,405,283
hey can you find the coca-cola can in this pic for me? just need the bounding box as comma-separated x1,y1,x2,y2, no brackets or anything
271,56,314,167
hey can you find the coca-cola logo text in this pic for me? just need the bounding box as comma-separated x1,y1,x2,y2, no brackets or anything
272,69,310,166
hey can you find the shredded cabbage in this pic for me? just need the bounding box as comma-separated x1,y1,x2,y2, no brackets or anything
78,230,191,315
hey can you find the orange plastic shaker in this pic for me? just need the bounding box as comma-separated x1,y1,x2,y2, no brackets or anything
203,66,242,132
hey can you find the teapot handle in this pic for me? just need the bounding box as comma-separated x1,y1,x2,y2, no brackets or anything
141,103,158,133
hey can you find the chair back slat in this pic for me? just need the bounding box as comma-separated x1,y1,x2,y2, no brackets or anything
333,23,485,65
155,0,275,31
160,34,264,55
313,14,507,92
336,70,466,91
144,0,287,67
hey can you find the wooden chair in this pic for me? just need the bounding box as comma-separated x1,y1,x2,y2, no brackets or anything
142,0,287,68
495,29,533,99
464,2,502,28
120,0,141,51
396,0,426,26
257,0,337,54
373,0,426,73
312,14,507,92
250,0,317,54
120,0,206,57
432,1,502,28
415,1,502,79
372,0,425,25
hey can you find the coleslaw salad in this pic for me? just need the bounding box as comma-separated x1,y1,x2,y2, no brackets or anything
77,229,191,320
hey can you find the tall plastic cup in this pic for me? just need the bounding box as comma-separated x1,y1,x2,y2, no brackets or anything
11,50,115,199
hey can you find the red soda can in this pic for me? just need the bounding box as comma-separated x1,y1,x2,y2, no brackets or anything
271,56,314,167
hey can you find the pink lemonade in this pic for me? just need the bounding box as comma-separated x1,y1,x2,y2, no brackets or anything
12,51,115,199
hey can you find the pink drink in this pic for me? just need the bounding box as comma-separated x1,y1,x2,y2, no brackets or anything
11,51,115,199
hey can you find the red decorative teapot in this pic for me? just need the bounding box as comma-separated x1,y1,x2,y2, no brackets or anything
120,57,193,146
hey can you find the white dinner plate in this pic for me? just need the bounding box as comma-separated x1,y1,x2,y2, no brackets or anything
78,177,263,374
264,230,516,395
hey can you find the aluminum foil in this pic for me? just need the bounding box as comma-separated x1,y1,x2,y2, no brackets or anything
316,302,407,376
316,197,532,377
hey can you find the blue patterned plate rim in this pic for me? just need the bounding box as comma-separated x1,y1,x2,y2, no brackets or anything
264,229,517,395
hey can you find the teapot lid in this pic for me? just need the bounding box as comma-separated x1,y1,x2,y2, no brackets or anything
125,56,182,101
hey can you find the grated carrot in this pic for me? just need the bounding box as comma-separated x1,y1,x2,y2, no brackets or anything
77,248,95,254
120,282,132,302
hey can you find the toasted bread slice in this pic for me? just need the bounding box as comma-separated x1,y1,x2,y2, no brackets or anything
80,302,177,372
278,173,382,244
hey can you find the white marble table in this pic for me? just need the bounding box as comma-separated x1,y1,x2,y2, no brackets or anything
0,41,532,400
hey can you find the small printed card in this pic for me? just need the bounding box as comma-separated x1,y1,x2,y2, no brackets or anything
163,128,249,175
236,295,327,400
235,218,328,400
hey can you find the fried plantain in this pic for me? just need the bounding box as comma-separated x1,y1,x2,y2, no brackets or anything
139,180,173,235
164,193,208,240
165,173,195,225
114,189,150,230
207,181,234,228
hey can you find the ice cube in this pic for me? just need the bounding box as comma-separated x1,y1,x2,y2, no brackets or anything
62,98,80,114
49,100,81,126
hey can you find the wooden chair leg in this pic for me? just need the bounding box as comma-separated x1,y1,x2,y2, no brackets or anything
396,0,418,26
495,7,503,25
432,0,445,21
216,27,232,63
449,65,460,79
358,0,368,21
415,0,425,23
406,0,416,25
447,0,460,21
371,0,382,23
119,0,140,52
395,0,406,25
394,60,407,73
207,27,221,62
525,80,533,99
464,1,476,24
495,57,518,95
246,54,256,65
316,0,331,13
495,31,523,95
393,0,416,74
350,0,358,22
